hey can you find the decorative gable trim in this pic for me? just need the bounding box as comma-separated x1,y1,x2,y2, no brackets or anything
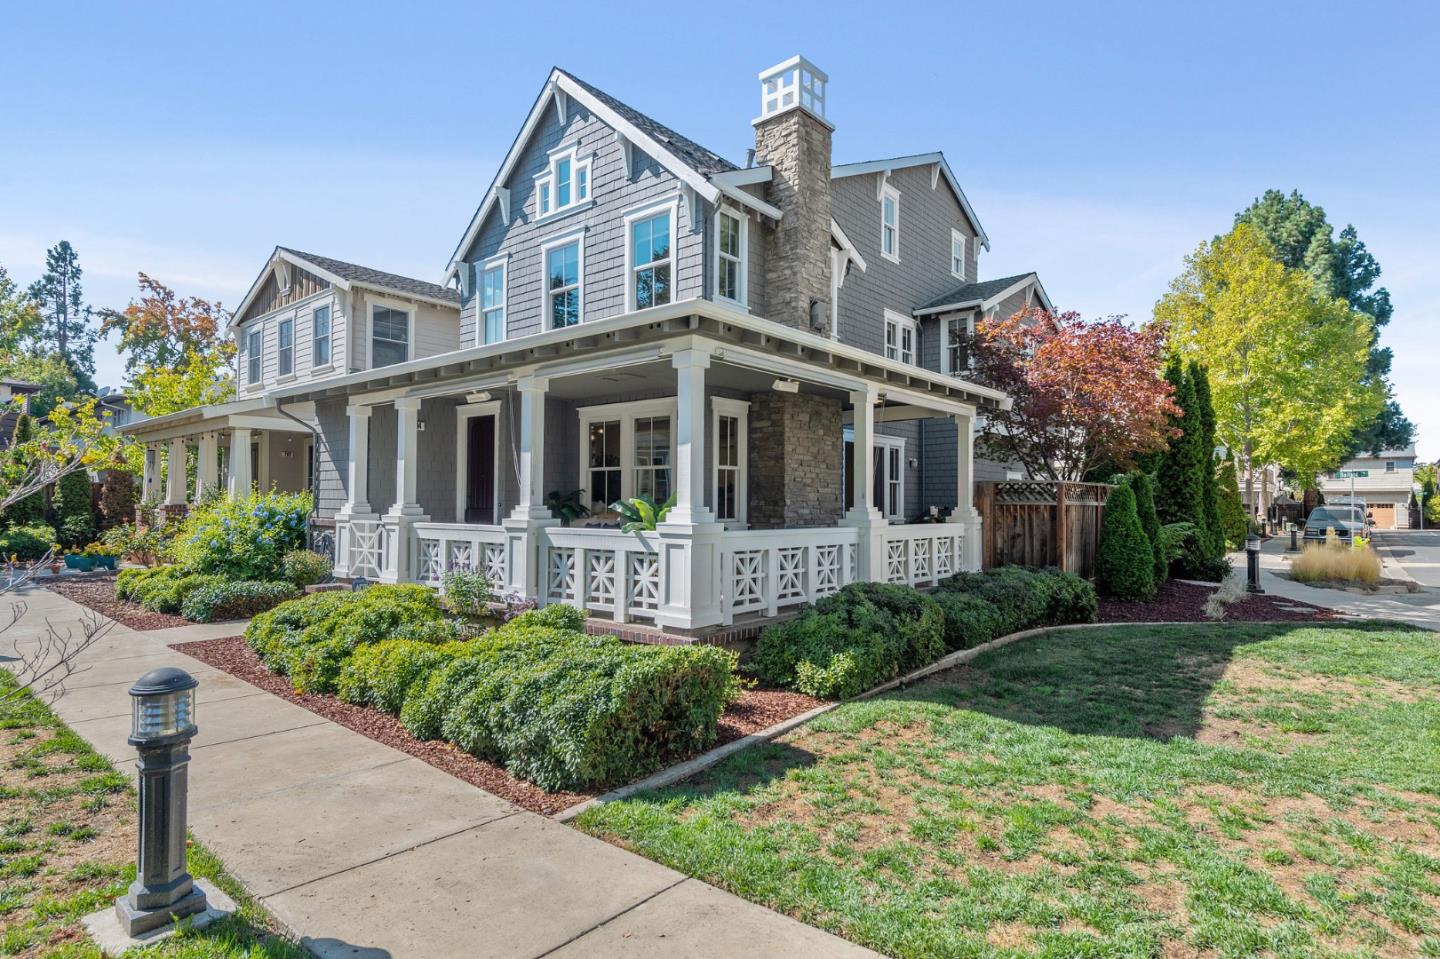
833,152,989,251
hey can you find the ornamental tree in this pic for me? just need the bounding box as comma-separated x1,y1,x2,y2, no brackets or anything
104,275,237,417
971,309,1180,482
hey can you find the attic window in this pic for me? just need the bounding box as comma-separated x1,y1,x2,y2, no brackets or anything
950,229,966,280
535,144,592,219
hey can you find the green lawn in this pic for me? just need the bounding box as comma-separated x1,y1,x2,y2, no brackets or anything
578,622,1440,959
0,674,307,958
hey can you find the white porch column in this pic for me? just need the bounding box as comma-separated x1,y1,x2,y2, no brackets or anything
655,348,722,630
843,386,888,582
164,439,188,507
381,396,428,584
227,428,253,497
194,432,219,502
333,406,374,579
141,444,158,503
947,411,983,570
504,376,556,599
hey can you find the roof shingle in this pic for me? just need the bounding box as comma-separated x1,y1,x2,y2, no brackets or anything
279,248,460,305
918,273,1038,313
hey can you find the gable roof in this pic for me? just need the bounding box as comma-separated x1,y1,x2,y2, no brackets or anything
831,152,989,251
232,247,459,328
913,272,1053,317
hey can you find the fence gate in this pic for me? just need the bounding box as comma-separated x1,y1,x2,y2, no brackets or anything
974,481,1112,579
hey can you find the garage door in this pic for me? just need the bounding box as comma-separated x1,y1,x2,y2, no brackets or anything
1370,503,1397,529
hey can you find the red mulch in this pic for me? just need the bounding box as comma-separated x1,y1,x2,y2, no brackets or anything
172,635,823,816
1097,580,1336,624
45,572,191,630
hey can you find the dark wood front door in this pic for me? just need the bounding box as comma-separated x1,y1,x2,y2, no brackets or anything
465,414,496,524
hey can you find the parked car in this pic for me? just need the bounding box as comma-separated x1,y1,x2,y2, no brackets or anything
1303,506,1367,544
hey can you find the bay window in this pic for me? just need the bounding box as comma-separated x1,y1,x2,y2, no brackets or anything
371,304,410,368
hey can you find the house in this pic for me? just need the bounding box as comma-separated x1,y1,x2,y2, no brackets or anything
1319,447,1418,529
0,378,40,447
121,57,1053,639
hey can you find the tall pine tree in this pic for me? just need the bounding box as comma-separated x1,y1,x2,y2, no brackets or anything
26,241,98,394
1188,362,1224,560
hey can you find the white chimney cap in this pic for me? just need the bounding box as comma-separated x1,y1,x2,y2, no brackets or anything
756,56,828,124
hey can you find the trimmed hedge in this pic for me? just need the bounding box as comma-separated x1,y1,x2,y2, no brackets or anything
936,566,1096,645
116,566,227,614
337,639,472,713
180,580,300,623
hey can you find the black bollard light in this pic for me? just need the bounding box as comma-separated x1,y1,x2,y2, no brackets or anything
1245,533,1264,594
1287,523,1299,553
116,667,206,937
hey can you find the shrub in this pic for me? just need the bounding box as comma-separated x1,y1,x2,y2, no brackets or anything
98,471,137,530
1291,544,1380,585
170,490,311,581
180,580,301,623
931,591,1007,650
1097,484,1155,601
337,639,472,713
1127,472,1166,585
126,569,226,614
53,470,96,548
935,567,1096,646
0,524,56,561
440,567,493,617
279,550,332,587
504,603,587,633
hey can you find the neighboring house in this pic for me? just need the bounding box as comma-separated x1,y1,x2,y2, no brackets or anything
96,390,136,434
122,57,1050,639
0,379,39,447
1319,448,1417,529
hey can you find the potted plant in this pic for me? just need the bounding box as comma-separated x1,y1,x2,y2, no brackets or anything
49,545,63,575
63,547,97,572
85,541,121,570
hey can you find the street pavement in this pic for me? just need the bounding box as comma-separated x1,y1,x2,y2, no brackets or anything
1371,529,1440,588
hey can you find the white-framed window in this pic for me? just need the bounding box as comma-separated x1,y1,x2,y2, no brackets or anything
370,303,411,368
712,397,749,524
1386,460,1397,473
577,398,677,515
843,430,906,521
246,327,262,385
534,143,593,219
950,229,967,279
940,313,974,376
542,231,584,329
884,309,916,365
624,197,677,312
880,182,901,262
480,256,506,345
714,207,747,306
277,317,294,376
312,305,331,367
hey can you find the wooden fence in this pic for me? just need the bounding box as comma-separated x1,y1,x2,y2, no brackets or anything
974,481,1112,579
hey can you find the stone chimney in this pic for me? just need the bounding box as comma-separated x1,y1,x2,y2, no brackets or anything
753,56,833,337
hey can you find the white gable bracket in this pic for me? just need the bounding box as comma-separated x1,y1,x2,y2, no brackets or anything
930,163,940,190
615,130,632,178
553,88,568,125
876,169,892,201
496,186,511,226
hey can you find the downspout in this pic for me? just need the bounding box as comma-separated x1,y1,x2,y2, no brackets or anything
274,400,323,522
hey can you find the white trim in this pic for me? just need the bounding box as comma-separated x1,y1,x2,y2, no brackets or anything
830,217,867,275
843,429,907,521
950,229,967,280
622,195,680,313
533,142,595,221
713,205,748,309
880,181,901,263
454,400,503,524
884,309,916,366
366,295,414,370
540,226,587,330
711,396,749,525
577,397,679,512
478,253,509,347
831,151,990,251
710,166,772,188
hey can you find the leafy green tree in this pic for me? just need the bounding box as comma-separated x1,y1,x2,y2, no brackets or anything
1216,453,1248,549
26,242,98,393
107,276,236,418
1097,483,1155,601
1188,362,1224,560
0,265,45,356
0,354,78,419
1416,464,1440,527
1126,471,1166,585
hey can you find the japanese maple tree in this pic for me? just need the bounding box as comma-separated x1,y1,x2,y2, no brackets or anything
971,309,1179,481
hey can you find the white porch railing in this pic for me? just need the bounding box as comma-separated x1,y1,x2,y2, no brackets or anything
538,528,663,623
880,523,964,588
718,527,858,625
412,522,508,589
341,518,389,581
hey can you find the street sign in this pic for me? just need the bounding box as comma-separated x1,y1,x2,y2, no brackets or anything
1334,470,1370,479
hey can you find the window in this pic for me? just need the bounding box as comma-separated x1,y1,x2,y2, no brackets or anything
371,305,410,368
884,310,916,365
277,318,294,376
940,314,973,376
712,398,749,524
312,305,331,367
246,328,262,385
880,183,900,262
545,239,582,328
843,431,906,521
577,399,677,515
1386,460,1397,473
629,209,672,310
950,229,967,279
586,420,622,514
480,259,506,344
715,208,746,305
633,415,672,501
534,144,593,218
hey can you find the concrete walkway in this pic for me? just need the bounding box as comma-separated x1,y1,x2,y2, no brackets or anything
4,582,879,959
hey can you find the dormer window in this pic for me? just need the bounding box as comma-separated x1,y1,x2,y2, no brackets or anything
535,144,593,219
880,183,901,263
950,229,967,280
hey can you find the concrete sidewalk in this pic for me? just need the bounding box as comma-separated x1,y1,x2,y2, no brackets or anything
5,583,879,959
1231,537,1440,630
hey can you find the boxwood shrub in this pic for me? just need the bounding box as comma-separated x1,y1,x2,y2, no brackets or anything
179,580,301,623
337,639,472,713
116,566,228,614
936,566,1096,644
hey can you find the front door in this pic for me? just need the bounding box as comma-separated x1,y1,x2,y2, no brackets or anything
464,414,496,524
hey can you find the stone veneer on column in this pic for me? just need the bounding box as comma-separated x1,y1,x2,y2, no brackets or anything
747,391,843,530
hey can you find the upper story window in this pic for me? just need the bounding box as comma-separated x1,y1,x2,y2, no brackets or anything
1386,460,1397,473
628,207,673,311
544,235,583,329
880,183,901,263
950,229,967,280
535,144,592,219
246,328,262,385
481,258,506,344
277,318,294,376
940,314,974,376
371,304,410,368
884,309,915,365
715,208,747,306
312,305,331,367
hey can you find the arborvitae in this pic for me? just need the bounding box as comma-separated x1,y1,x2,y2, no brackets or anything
1216,452,1248,550
1156,358,1206,530
1097,483,1155,601
3,414,46,527
1128,471,1166,585
1189,362,1224,560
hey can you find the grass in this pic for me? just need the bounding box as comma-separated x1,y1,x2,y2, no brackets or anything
1291,544,1382,585
578,621,1440,958
0,672,307,958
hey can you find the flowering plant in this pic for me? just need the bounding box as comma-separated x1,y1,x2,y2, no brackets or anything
170,490,312,580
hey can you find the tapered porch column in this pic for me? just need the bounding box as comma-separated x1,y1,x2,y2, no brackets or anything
843,386,888,582
655,348,722,630
503,376,556,599
947,411,983,570
333,406,374,578
227,429,253,497
164,439,188,506
141,444,159,503
194,432,219,503
381,397,428,584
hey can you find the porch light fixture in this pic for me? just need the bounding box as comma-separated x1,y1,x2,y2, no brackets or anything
466,391,493,404
771,378,800,394
117,667,206,936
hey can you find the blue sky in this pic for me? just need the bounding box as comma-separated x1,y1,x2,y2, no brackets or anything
3,1,1436,455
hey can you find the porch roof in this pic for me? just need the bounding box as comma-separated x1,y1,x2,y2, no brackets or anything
269,299,1012,414
117,396,312,443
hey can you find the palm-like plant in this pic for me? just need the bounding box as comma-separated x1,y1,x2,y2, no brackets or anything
609,493,675,532
545,488,591,527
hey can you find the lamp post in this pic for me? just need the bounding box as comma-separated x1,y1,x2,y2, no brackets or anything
1415,483,1426,532
1245,533,1264,594
116,667,206,937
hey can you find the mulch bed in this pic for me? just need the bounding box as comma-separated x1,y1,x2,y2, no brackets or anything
44,571,191,631
1097,580,1336,624
172,635,825,816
